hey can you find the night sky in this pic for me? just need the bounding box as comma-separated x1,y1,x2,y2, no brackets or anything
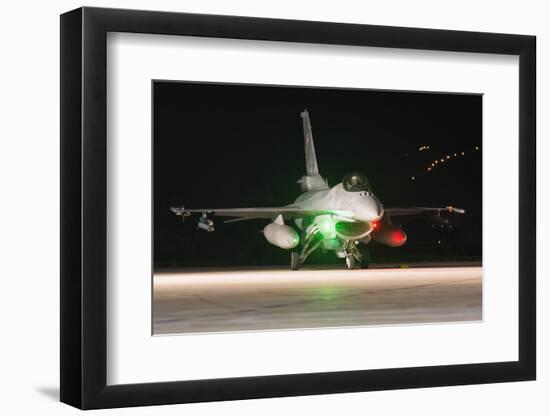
153,81,482,269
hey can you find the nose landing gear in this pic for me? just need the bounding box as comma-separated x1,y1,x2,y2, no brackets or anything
289,228,371,270
345,254,358,269
343,241,370,270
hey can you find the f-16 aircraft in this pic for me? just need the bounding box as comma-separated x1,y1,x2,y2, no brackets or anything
171,110,464,270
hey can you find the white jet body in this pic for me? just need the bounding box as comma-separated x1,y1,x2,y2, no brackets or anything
292,183,384,225
171,109,464,270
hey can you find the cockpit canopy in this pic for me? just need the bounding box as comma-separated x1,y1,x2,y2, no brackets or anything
342,171,371,192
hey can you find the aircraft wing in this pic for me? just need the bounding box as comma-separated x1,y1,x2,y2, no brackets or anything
384,206,465,217
170,206,354,223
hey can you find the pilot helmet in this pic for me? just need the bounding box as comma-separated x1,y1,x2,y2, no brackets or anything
342,171,371,192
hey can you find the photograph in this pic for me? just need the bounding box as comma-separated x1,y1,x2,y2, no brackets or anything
152,81,482,335
55,4,538,411
49,2,540,411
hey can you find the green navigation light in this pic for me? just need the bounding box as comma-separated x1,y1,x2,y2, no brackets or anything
318,218,334,235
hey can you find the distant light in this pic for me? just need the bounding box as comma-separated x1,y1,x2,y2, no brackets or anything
411,176,415,180
454,153,458,157
440,159,444,162
475,146,480,150
427,167,432,171
435,160,438,164
461,151,465,155
438,240,441,244
372,221,380,230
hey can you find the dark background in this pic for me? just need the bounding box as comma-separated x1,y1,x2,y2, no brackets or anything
153,81,482,269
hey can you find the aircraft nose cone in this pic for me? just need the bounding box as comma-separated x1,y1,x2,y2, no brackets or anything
356,196,383,222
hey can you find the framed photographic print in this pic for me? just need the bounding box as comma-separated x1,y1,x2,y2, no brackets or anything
60,7,536,409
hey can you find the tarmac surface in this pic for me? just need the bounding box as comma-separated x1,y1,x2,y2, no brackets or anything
153,265,482,335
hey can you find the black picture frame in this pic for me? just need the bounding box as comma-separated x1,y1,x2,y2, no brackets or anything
60,6,536,409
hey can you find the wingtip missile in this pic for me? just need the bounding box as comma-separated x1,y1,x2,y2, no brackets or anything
170,206,191,222
447,206,466,214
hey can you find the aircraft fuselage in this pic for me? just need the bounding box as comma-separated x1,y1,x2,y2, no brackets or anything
293,182,384,224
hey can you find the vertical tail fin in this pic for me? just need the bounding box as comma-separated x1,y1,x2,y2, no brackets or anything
301,110,319,176
298,110,328,191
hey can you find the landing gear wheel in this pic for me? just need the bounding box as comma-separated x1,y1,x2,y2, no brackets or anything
290,251,300,271
345,254,357,270
359,246,370,269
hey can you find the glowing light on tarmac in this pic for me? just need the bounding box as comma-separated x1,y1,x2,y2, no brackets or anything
312,287,344,301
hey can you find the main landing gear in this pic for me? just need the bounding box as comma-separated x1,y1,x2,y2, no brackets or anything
289,226,370,270
290,251,300,271
290,224,322,271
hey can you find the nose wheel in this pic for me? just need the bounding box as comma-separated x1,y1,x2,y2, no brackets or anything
345,254,358,269
344,242,370,270
359,245,370,269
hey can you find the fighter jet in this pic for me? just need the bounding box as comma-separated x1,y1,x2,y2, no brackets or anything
171,110,465,270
